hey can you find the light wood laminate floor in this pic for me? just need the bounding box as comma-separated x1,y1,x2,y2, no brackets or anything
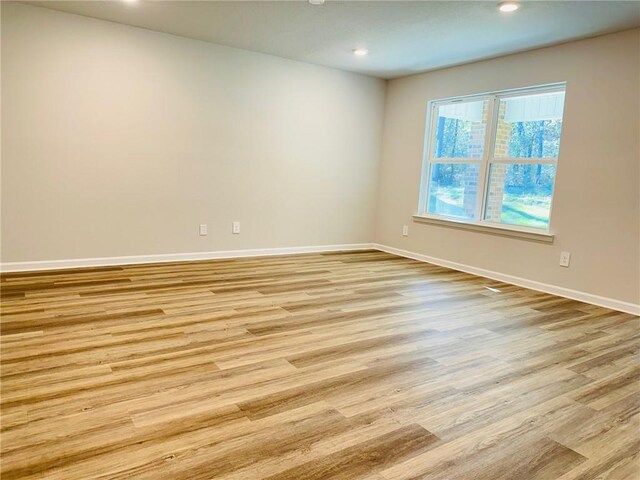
1,250,638,479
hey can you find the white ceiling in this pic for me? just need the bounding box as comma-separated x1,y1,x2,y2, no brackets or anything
25,0,640,79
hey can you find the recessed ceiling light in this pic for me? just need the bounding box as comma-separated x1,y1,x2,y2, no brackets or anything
353,48,369,57
308,0,325,5
498,2,520,12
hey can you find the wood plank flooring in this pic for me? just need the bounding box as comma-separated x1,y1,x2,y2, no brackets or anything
1,250,638,479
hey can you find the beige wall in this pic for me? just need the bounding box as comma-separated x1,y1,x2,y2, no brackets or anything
1,3,385,262
375,29,640,305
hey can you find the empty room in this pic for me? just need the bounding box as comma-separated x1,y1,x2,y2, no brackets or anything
1,0,639,478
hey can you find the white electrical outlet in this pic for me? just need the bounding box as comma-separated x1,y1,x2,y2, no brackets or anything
232,221,240,234
402,225,409,237
199,224,208,236
559,251,571,267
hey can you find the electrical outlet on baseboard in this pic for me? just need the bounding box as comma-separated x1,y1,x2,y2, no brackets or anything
559,251,571,267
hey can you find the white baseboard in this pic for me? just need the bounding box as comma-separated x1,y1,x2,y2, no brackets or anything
3,242,637,316
373,243,640,316
0,243,375,273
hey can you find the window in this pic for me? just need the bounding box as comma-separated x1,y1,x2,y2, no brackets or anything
419,84,566,233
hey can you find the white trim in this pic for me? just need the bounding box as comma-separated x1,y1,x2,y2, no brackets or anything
0,244,375,273
430,83,567,105
476,96,497,221
489,157,556,164
3,242,636,316
372,243,640,316
417,101,436,213
497,85,566,101
413,214,554,242
426,157,484,163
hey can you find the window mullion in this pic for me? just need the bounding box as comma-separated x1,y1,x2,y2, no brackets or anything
489,157,557,165
427,159,484,165
475,96,498,222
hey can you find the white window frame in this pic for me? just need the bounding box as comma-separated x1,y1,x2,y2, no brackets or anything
416,83,566,239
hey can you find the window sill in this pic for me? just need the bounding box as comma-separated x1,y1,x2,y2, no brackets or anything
412,215,555,243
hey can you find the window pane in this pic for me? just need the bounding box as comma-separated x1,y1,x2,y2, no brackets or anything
433,100,488,159
484,163,556,229
494,91,565,158
427,163,479,219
